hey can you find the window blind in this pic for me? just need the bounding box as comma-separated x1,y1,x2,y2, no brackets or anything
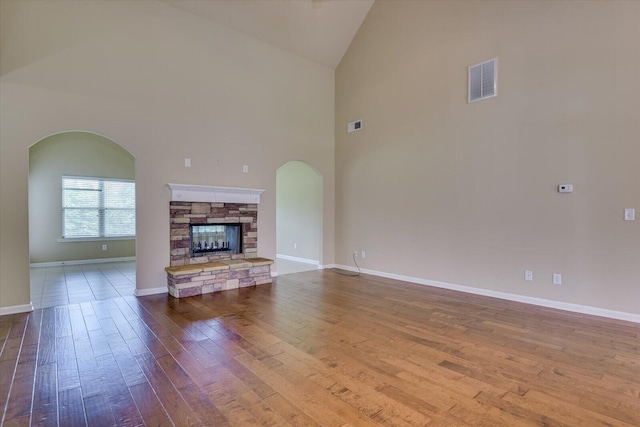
62,176,135,238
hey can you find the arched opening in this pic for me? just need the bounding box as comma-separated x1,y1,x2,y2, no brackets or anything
276,160,323,275
28,131,136,308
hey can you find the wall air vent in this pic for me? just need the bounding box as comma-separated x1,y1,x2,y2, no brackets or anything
468,58,497,103
347,120,362,133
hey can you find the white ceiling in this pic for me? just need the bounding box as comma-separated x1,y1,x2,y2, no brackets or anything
161,0,374,69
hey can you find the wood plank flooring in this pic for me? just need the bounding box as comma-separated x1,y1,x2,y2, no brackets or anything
1,270,639,426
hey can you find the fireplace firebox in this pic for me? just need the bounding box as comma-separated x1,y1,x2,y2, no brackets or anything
190,223,242,257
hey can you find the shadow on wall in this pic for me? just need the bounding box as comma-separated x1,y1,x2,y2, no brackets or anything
276,161,323,266
29,131,136,264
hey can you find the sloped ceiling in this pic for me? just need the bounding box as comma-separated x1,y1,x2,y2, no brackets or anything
161,0,374,69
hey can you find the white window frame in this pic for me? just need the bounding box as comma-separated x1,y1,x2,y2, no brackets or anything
61,176,136,241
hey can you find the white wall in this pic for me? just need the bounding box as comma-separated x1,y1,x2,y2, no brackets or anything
29,131,136,264
0,0,335,310
276,161,323,262
336,0,640,316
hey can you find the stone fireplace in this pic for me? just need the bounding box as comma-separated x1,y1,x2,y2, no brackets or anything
165,184,273,298
169,201,257,266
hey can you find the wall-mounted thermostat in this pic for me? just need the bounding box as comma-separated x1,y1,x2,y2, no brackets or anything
347,120,362,133
558,184,573,193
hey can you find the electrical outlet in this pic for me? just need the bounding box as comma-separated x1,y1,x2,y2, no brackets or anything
294,243,297,250
102,244,107,251
184,158,191,167
525,270,533,281
353,251,357,257
553,273,562,285
243,165,249,173
361,251,366,258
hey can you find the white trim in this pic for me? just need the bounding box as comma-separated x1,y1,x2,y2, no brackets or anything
168,183,265,204
271,271,278,277
30,256,136,268
276,254,320,265
135,287,167,297
63,174,134,184
319,264,337,270
0,303,34,316
57,236,135,243
332,264,640,324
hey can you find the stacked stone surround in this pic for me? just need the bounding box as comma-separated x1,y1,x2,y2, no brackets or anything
170,201,258,266
168,200,272,298
165,258,273,298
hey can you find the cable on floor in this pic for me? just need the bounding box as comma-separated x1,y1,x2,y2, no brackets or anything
329,252,361,277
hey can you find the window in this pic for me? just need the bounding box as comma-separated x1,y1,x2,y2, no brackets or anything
62,176,135,239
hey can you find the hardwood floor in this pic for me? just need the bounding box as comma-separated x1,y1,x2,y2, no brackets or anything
1,269,639,426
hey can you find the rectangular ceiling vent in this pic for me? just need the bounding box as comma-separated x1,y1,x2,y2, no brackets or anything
468,58,497,103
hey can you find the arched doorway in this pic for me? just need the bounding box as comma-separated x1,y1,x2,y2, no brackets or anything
28,131,136,308
276,161,323,275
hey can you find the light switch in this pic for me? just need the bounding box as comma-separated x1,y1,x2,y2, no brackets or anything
185,158,191,168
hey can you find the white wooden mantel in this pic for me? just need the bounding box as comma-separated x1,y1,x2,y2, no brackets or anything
167,184,265,204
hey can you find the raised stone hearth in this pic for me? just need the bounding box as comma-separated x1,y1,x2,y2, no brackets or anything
165,258,274,298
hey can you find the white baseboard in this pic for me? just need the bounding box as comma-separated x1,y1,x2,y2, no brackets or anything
135,287,167,297
0,303,34,316
276,254,320,265
319,264,337,270
332,264,640,324
30,257,136,268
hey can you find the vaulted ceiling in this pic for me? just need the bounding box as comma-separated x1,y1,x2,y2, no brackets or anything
161,0,375,69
